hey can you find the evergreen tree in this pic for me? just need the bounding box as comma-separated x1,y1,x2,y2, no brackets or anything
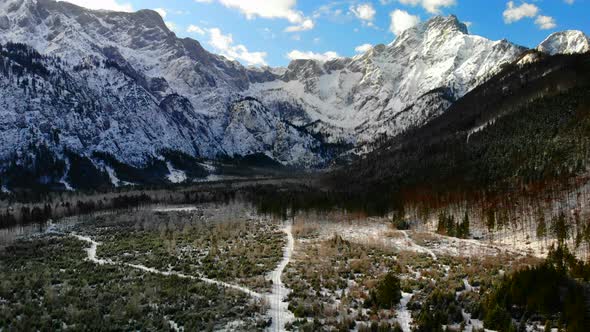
551,212,570,246
460,210,470,238
536,214,547,240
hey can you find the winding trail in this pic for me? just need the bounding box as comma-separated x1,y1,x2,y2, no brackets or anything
396,292,414,332
265,224,295,332
399,230,438,260
71,234,263,299
72,224,296,330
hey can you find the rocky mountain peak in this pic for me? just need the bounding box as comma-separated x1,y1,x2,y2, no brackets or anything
537,30,590,55
424,15,469,35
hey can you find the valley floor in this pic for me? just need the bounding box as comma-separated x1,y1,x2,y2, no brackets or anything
0,203,559,331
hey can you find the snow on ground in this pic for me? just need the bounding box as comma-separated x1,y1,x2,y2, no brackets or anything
194,174,246,183
71,234,112,265
198,162,217,172
399,230,438,260
166,162,187,183
152,206,200,212
102,164,135,187
265,223,295,332
396,292,414,332
104,165,121,187
487,225,557,258
168,320,182,332
467,117,497,143
72,222,298,331
310,220,529,258
458,309,487,332
71,233,263,299
59,159,74,191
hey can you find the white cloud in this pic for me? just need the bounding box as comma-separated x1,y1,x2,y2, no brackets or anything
503,1,539,23
355,43,373,53
351,3,376,25
535,15,556,30
154,8,167,18
285,19,314,32
389,9,421,35
564,0,574,4
216,0,301,21
287,50,340,62
398,0,456,14
207,28,267,66
165,21,178,32
57,0,133,12
313,3,346,21
199,0,314,32
187,25,206,35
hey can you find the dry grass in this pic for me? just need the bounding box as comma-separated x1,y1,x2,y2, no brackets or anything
292,220,320,239
383,230,406,239
411,231,439,245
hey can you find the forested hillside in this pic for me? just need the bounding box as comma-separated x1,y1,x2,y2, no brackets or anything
332,53,590,203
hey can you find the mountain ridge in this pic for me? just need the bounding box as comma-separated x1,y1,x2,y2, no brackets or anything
0,0,589,189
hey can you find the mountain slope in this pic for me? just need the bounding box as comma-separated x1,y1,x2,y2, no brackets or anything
0,0,328,189
332,53,590,197
0,0,588,190
538,30,590,55
249,16,526,147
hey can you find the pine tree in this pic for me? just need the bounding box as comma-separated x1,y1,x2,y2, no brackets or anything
551,212,570,246
536,214,547,240
486,209,496,233
460,210,470,239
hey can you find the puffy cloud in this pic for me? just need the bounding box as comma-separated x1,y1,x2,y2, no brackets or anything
207,28,268,66
535,15,556,30
197,0,314,32
503,1,539,23
285,19,314,32
351,3,376,25
503,1,558,30
165,21,178,32
389,9,421,35
398,0,456,14
187,25,206,35
287,50,340,62
154,8,167,18
355,44,373,53
57,0,132,12
564,0,574,4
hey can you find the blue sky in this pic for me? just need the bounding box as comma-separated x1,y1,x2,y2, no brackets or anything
64,0,590,67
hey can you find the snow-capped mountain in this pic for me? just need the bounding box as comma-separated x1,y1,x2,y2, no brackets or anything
0,0,324,185
248,16,526,147
537,30,590,55
0,0,586,188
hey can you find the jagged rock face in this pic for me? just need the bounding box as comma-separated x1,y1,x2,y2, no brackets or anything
0,1,587,188
537,30,590,55
221,98,321,167
249,16,526,146
0,0,328,178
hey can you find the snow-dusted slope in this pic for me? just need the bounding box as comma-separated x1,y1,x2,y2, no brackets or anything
1,1,586,188
249,16,526,146
537,30,590,55
0,0,325,183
